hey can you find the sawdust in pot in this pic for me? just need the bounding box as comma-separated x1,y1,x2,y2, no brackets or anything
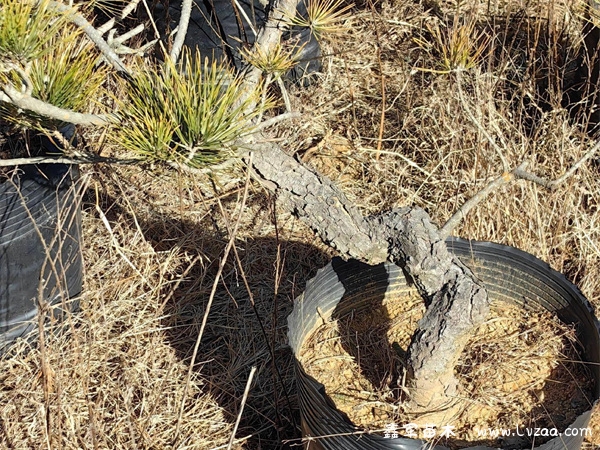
298,287,596,448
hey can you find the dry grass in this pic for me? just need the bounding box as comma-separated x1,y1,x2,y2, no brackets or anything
0,160,333,448
2,0,600,448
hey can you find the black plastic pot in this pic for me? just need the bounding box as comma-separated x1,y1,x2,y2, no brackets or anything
287,238,600,450
157,0,322,85
0,162,83,353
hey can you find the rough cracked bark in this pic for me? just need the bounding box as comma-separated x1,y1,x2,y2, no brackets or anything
230,0,488,410
240,0,491,415
375,210,490,410
247,138,490,412
248,141,387,263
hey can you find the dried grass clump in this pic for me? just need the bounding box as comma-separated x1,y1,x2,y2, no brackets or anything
0,160,331,449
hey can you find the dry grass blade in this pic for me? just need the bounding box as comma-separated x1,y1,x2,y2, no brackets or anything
227,366,257,450
174,153,255,443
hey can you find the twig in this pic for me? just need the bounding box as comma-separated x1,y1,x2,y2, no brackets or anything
441,140,600,237
122,0,142,19
141,0,166,49
47,1,130,74
0,83,114,126
169,0,193,62
250,111,301,132
174,152,254,443
440,162,526,238
513,140,600,189
97,19,115,36
0,154,141,167
226,366,257,450
109,24,144,48
276,76,292,113
233,0,258,37
101,18,153,56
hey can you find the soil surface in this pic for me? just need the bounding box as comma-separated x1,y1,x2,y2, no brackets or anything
299,287,595,448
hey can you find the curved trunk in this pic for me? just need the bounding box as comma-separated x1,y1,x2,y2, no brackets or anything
238,0,491,416
245,139,490,413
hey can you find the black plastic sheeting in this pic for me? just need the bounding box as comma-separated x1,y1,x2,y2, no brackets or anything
156,0,322,84
0,136,83,352
288,237,600,450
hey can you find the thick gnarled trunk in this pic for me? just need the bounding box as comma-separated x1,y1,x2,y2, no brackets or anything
246,139,490,414
235,0,491,417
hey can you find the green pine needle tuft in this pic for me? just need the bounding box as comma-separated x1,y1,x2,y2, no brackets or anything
113,49,267,169
0,0,73,63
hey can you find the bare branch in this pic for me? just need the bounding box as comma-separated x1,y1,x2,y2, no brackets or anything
47,1,129,74
169,0,193,63
441,140,599,238
0,83,114,126
0,154,141,167
439,162,527,239
97,18,115,35
249,111,301,132
105,23,156,56
109,24,144,47
122,0,142,19
513,140,600,189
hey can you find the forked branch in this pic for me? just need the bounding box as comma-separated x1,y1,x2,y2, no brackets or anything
440,141,600,238
47,1,130,74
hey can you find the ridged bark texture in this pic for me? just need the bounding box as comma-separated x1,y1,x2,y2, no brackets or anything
248,141,491,412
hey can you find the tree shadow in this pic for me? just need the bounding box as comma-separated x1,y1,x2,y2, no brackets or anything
329,259,404,399
93,188,331,449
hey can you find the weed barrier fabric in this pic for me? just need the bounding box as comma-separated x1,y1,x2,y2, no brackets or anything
0,162,82,352
287,238,600,450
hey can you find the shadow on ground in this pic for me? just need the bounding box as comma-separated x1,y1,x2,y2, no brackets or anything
91,185,330,449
